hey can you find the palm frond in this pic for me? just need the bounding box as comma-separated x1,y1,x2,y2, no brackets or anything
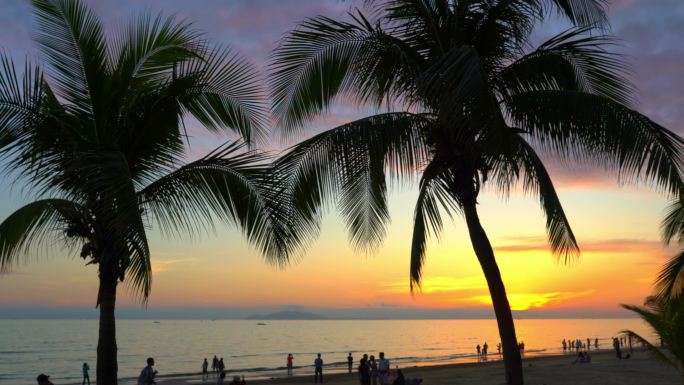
506,91,684,198
113,12,200,91
270,11,415,134
175,45,269,144
410,160,460,291
0,199,86,272
0,53,47,150
655,250,684,301
138,141,294,263
544,0,608,27
620,329,676,368
661,199,684,245
496,27,633,106
275,112,432,252
514,136,579,263
622,295,684,374
31,0,109,120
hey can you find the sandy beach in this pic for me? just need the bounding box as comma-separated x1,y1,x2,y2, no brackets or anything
148,351,680,385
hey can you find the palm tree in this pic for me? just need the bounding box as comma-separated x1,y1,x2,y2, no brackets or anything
269,1,684,384
622,295,684,383
0,1,293,384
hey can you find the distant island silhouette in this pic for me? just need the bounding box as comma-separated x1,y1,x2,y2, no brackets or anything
245,310,326,320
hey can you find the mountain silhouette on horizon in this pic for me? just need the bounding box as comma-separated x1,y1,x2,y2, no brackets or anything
245,310,326,320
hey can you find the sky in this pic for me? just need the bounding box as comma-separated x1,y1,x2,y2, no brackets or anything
0,0,682,319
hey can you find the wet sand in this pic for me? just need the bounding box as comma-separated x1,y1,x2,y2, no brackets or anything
152,351,680,385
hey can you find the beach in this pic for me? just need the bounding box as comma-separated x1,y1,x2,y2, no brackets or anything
149,351,679,385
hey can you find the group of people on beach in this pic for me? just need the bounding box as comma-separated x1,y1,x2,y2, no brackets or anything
562,338,599,352
475,341,524,361
200,355,247,385
475,341,504,360
295,351,416,385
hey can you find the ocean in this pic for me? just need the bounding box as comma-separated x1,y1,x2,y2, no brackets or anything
0,318,649,385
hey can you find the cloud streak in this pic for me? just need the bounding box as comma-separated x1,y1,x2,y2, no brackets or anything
470,290,595,311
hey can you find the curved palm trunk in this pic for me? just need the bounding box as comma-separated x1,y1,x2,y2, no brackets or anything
97,267,118,385
462,201,524,385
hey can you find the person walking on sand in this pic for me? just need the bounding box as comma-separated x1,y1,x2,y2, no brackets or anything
212,355,219,374
594,338,599,349
476,344,481,357
347,352,354,374
314,354,324,383
562,339,567,351
482,342,488,358
218,358,226,373
369,355,378,385
497,343,502,355
203,358,209,379
82,362,90,385
138,357,157,385
378,352,390,385
287,354,294,376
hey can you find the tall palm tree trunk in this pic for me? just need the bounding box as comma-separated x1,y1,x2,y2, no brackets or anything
462,201,524,385
97,266,119,385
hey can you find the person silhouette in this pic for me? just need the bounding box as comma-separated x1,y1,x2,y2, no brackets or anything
37,374,54,385
82,362,90,385
347,352,354,374
476,344,481,357
369,355,378,385
202,358,209,379
287,354,294,376
378,352,390,385
137,357,157,385
482,342,488,358
314,353,323,383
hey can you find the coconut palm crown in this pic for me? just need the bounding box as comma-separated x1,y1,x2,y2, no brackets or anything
0,0,294,384
269,1,684,384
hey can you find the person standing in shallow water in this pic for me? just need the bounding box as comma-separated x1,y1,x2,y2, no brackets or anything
314,353,323,383
202,358,209,379
482,342,488,358
347,353,354,374
287,354,294,376
82,362,90,385
212,356,219,374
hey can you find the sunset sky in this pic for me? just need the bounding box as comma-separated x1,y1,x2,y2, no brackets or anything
0,0,682,318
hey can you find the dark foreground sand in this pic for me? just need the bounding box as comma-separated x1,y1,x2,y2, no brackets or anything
154,351,680,385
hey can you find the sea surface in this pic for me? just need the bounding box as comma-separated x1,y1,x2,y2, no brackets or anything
0,318,650,385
